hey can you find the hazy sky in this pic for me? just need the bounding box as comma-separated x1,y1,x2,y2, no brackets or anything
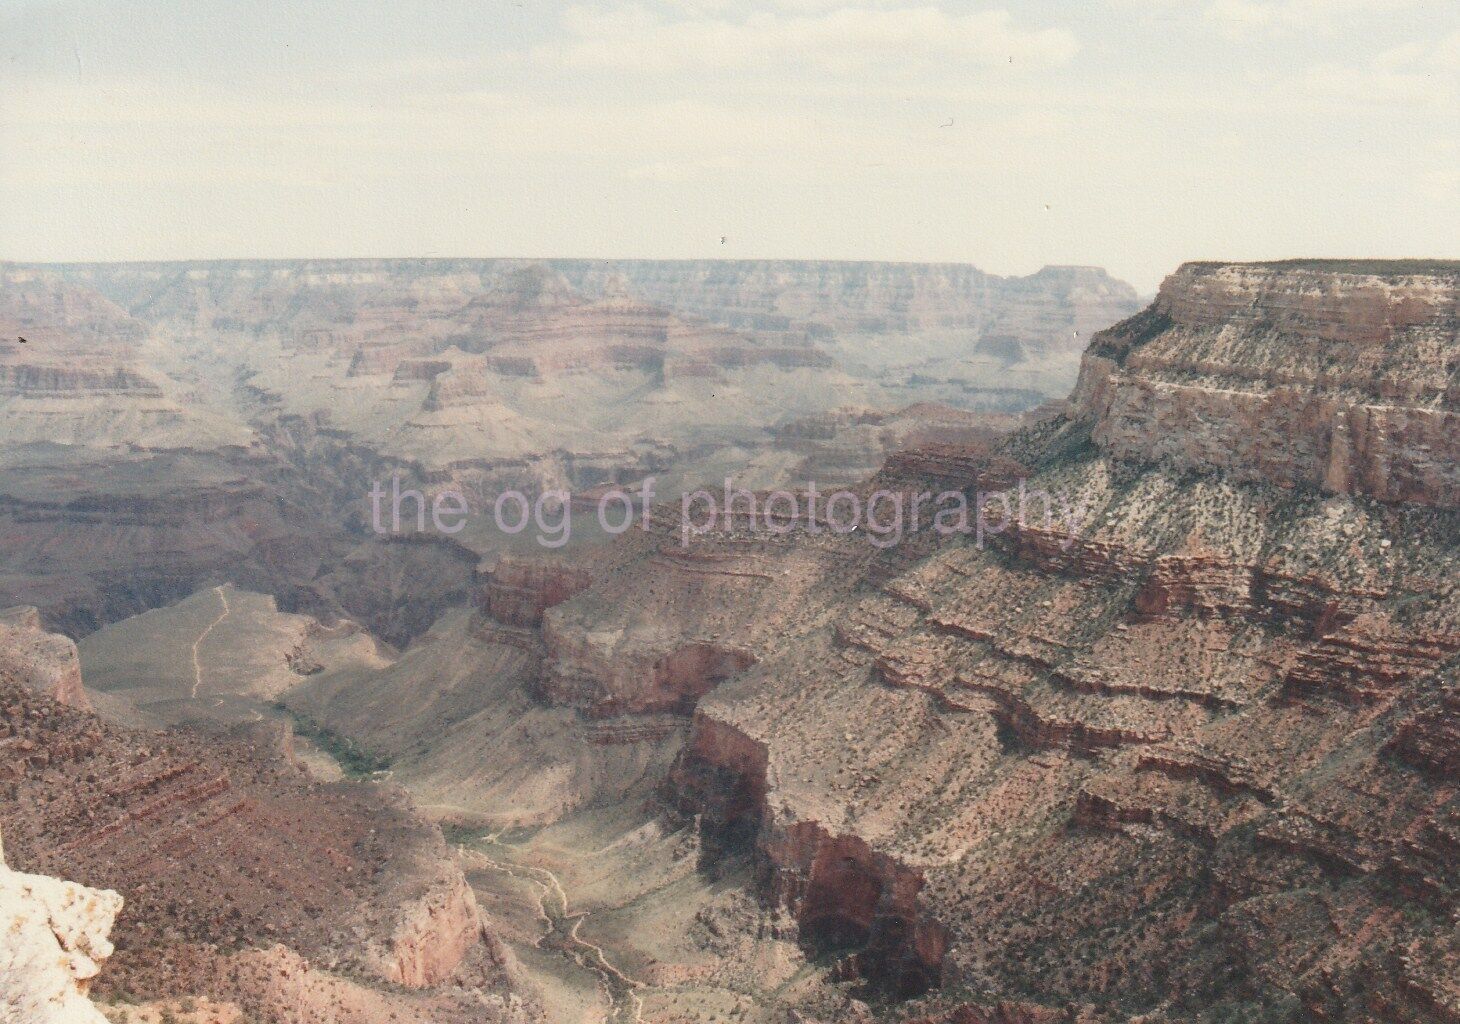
2,0,1456,290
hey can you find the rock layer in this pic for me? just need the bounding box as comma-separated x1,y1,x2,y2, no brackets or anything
1076,261,1460,506
528,260,1460,1020
0,674,535,1022
0,605,90,710
0,258,1125,642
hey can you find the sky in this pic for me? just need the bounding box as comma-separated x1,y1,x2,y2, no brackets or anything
1,0,1456,291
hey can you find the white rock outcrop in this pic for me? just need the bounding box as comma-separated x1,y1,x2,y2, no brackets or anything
1,839,122,1024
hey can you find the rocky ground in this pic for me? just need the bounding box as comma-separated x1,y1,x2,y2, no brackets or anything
1,840,123,1024
9,258,1459,1023
0,663,542,1022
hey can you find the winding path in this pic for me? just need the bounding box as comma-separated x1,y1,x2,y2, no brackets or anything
189,585,231,699
470,835,647,1024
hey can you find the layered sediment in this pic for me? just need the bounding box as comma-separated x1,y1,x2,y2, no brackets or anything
542,261,1460,1020
8,258,1457,1022
0,673,535,1022
1076,261,1460,506
0,605,91,709
0,258,1110,641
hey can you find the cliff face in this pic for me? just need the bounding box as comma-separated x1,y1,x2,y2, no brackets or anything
0,276,251,452
12,258,1458,1021
0,257,1116,642
521,261,1460,1020
535,502,903,719
1075,261,1460,506
0,606,91,710
556,260,1139,360
482,554,597,629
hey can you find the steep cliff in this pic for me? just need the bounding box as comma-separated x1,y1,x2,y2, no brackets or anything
0,605,91,710
1076,261,1460,505
279,533,688,827
15,257,1457,1022
556,260,1138,362
539,260,1460,1020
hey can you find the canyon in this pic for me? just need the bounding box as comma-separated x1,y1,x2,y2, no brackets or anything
0,650,539,1022
4,258,1458,1024
0,258,1134,642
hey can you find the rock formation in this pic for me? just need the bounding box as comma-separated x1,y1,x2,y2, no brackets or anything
435,259,1460,1021
11,257,1457,1022
0,670,537,1022
0,605,91,710
556,260,1138,368
1078,260,1460,506
0,258,1127,643
0,838,122,1024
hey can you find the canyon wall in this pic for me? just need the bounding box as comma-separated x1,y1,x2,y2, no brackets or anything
550,260,1460,1020
555,260,1139,359
0,257,1129,641
0,670,536,1022
13,258,1460,1022
0,605,91,710
1075,261,1460,506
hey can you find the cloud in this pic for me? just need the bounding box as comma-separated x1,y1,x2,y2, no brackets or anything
0,79,897,190
624,158,738,182
1204,0,1422,36
530,4,1078,75
1416,168,1459,200
1301,30,1459,106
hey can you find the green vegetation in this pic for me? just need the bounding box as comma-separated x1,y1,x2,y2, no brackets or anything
271,702,391,779
441,822,493,846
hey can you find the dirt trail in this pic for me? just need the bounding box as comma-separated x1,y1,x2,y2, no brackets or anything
189,586,231,699
470,835,646,1024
